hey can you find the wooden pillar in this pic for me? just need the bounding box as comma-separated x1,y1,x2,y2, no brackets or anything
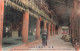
0,0,4,50
22,10,29,44
58,26,59,35
79,16,80,47
44,21,47,31
70,0,80,48
36,18,40,40
58,26,61,35
51,24,53,36
53,24,55,36
48,23,50,39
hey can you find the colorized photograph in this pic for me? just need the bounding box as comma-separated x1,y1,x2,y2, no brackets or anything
0,0,80,51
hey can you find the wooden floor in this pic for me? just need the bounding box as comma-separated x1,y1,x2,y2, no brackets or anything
3,34,76,51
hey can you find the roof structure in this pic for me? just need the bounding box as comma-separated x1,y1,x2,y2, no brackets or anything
4,0,55,25
4,0,74,26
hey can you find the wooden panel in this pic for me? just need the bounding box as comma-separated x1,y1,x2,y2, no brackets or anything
12,31,18,38
70,0,80,49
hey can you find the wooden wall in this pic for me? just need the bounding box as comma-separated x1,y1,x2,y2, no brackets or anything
70,0,80,49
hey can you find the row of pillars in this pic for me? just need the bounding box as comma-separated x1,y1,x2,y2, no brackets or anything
22,10,56,44
0,1,56,50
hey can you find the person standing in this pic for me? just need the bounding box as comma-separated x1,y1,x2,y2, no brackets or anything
41,30,48,46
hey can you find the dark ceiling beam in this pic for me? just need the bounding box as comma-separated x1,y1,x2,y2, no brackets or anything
47,1,67,10
50,6,67,9
46,0,66,5
50,1,66,5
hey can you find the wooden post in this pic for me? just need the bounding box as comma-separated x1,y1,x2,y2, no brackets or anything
0,0,4,50
22,10,29,44
58,26,59,35
54,24,55,36
36,18,40,40
44,21,47,31
51,24,53,36
58,26,61,35
48,23,50,39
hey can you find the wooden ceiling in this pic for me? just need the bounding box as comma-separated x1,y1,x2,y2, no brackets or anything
46,0,73,26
